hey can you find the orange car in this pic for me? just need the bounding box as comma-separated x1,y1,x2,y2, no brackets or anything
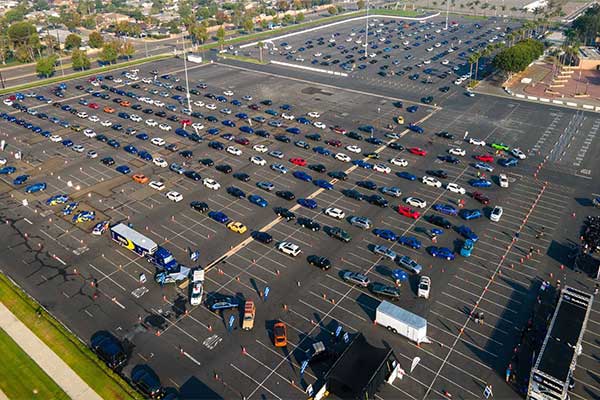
132,174,149,184
120,100,131,107
103,106,115,113
273,322,287,347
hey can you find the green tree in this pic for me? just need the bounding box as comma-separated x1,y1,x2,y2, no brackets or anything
71,48,90,70
357,0,365,9
328,6,338,14
242,17,254,32
33,0,50,11
257,41,264,63
4,6,27,23
64,33,82,50
295,12,305,23
216,25,225,50
88,31,104,48
36,55,56,77
118,40,135,59
190,23,208,45
99,40,118,63
260,19,269,29
282,14,294,24
7,21,37,48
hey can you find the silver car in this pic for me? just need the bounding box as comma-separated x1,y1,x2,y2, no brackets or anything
373,245,397,261
349,216,372,229
396,255,422,274
341,271,370,287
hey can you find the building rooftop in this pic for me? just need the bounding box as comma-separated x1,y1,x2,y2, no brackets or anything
579,46,600,61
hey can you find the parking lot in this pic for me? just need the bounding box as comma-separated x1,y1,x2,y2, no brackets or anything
0,26,599,400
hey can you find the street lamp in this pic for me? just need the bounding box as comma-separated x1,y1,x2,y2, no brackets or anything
181,25,192,113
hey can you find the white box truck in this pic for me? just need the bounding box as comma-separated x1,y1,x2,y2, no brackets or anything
375,301,430,344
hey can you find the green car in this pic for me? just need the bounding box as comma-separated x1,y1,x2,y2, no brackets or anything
491,143,510,151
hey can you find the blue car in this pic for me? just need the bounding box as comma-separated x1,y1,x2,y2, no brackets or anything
208,211,229,223
428,246,455,260
298,198,318,209
240,126,254,134
353,160,373,169
286,127,301,134
124,145,138,154
373,228,398,242
265,109,278,116
407,105,419,113
207,128,220,135
235,113,248,119
397,171,417,181
293,171,312,182
398,235,421,249
136,133,149,141
25,182,47,193
175,128,189,138
313,179,333,190
222,120,236,127
499,158,518,167
46,194,69,205
460,209,482,220
457,225,479,242
297,117,311,125
474,162,494,172
313,146,331,156
0,166,16,175
433,203,458,216
470,179,492,188
248,194,268,208
116,165,131,174
408,124,424,134
107,139,120,148
460,239,474,257
13,174,30,185
62,139,74,147
358,125,374,134
138,151,152,161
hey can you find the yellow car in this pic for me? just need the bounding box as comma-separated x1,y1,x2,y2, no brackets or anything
227,221,247,234
395,116,404,124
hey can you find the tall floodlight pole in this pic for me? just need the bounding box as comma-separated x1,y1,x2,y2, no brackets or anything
364,0,369,48
181,26,192,113
445,0,450,29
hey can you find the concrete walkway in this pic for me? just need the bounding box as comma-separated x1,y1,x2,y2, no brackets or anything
0,303,102,400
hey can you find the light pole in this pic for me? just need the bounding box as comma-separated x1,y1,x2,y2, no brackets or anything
181,26,192,113
445,0,450,29
364,0,369,49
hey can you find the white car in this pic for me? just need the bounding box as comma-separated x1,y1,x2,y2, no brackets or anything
373,164,391,174
446,182,466,194
335,153,351,162
226,146,242,156
86,150,97,158
3,99,12,106
422,176,442,188
130,114,142,122
313,121,326,129
192,123,204,130
449,148,466,156
50,134,62,142
490,206,503,222
325,207,345,219
418,276,431,299
308,111,321,118
441,59,449,65
83,129,96,138
277,241,301,257
250,156,266,166
223,90,234,96
77,111,88,119
390,158,408,167
166,191,183,202
253,144,268,153
149,181,165,191
205,103,217,110
469,138,486,146
146,119,158,127
193,100,205,107
346,145,361,154
154,100,165,107
88,115,100,123
203,178,221,190
151,137,165,146
499,173,509,188
153,157,168,167
282,113,295,120
159,123,171,131
101,120,112,127
511,148,526,159
72,144,85,153
0,157,6,165
405,197,427,208
424,59,431,65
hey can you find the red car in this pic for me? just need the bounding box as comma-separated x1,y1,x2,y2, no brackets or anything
472,191,490,205
408,147,427,156
181,119,192,127
474,154,494,163
290,157,307,167
248,104,261,111
88,103,99,109
332,126,347,135
398,205,420,219
235,137,250,145
326,139,342,147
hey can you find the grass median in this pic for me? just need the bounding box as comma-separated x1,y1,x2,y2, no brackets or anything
0,328,69,399
0,273,141,400
220,54,266,64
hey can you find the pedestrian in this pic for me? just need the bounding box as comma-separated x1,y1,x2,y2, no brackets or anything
529,246,534,255
479,312,484,325
297,281,301,287
515,232,520,241
477,171,481,178
506,365,512,383
593,283,599,295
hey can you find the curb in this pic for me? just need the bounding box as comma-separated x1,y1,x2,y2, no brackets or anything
503,88,600,113
270,60,348,77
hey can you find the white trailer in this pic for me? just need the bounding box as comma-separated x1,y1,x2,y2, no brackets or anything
187,54,203,64
375,301,430,344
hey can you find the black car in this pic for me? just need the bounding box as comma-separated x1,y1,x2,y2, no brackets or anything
308,164,326,173
357,180,377,190
90,331,128,369
165,143,178,152
439,155,460,164
428,169,448,179
274,207,295,221
215,164,232,174
275,135,291,143
96,134,108,142
190,201,209,213
255,130,270,138
297,217,320,232
439,86,450,93
307,255,331,270
227,186,245,198
167,115,179,122
276,190,295,201
342,189,363,201
155,110,167,118
142,108,154,114
179,150,193,158
131,104,142,110
200,158,214,166
305,133,321,141
365,137,383,145
388,142,404,151
233,172,250,182
346,131,363,141
184,170,201,181
392,101,403,108
101,157,115,166
427,215,453,229
131,365,163,399
369,282,400,300
209,141,224,151
252,231,273,244
366,195,388,207
436,131,455,140
328,171,348,180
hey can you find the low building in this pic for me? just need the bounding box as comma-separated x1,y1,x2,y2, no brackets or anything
576,46,600,70
95,12,134,29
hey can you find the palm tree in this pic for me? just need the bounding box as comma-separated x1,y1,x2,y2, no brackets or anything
474,48,489,81
468,53,478,82
257,41,264,63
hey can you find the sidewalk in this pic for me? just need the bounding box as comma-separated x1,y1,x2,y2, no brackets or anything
0,303,102,400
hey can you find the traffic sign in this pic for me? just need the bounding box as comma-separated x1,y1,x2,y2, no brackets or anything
264,286,270,301
484,385,493,398
228,315,235,330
